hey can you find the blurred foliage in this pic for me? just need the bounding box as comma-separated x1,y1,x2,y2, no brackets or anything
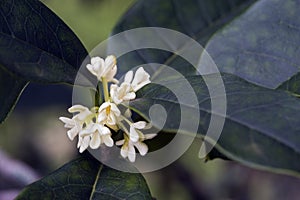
41,0,135,51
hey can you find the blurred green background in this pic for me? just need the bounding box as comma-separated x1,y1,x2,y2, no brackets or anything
1,0,300,200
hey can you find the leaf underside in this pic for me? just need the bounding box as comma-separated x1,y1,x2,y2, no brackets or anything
112,0,257,77
205,0,300,93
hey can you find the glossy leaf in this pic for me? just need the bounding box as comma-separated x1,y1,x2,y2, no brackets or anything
131,74,300,176
0,0,88,122
205,0,300,91
16,154,153,200
0,0,87,83
112,0,257,77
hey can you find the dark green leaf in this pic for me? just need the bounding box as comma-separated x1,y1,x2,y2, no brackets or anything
131,74,300,176
0,0,88,83
277,72,300,96
17,154,152,200
205,0,300,91
0,0,88,123
112,0,256,77
0,66,27,123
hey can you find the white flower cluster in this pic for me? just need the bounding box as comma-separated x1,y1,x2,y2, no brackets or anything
60,55,156,162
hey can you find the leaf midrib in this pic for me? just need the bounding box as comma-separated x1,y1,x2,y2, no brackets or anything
89,164,103,200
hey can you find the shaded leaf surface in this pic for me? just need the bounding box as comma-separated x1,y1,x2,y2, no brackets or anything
131,74,300,175
0,67,27,123
205,0,300,91
17,154,152,200
0,0,87,83
0,0,88,123
278,72,300,96
112,0,256,77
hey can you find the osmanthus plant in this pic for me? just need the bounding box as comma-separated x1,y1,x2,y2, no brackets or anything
0,0,298,199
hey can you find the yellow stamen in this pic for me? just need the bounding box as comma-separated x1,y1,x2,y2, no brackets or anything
106,105,111,115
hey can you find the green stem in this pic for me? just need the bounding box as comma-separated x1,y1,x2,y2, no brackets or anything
94,82,102,107
101,77,110,102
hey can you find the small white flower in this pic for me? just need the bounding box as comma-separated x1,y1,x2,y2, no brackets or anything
97,102,121,126
77,134,91,153
68,105,93,121
59,117,82,140
86,55,118,83
110,82,136,104
60,105,95,140
129,121,147,142
116,133,157,162
80,123,114,149
124,67,151,92
59,105,93,140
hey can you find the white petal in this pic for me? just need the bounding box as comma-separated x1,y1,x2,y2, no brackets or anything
110,103,121,116
131,67,151,91
116,139,125,146
79,123,94,136
91,56,102,64
106,65,117,81
127,143,136,162
129,126,139,142
97,111,107,123
110,84,118,96
120,144,129,158
112,96,122,105
67,128,78,140
77,136,82,148
133,81,151,92
87,57,106,80
107,114,117,125
110,84,122,104
64,123,74,129
134,142,148,156
90,132,101,149
104,55,116,69
69,105,92,121
102,135,114,147
111,78,119,84
100,126,111,135
86,64,98,77
123,92,136,101
124,70,133,83
79,136,90,153
133,121,147,129
98,102,110,112
68,105,87,113
97,59,105,78
144,123,152,130
143,133,157,140
102,55,117,81
59,117,73,125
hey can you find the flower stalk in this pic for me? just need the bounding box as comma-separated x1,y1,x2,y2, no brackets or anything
101,77,110,102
